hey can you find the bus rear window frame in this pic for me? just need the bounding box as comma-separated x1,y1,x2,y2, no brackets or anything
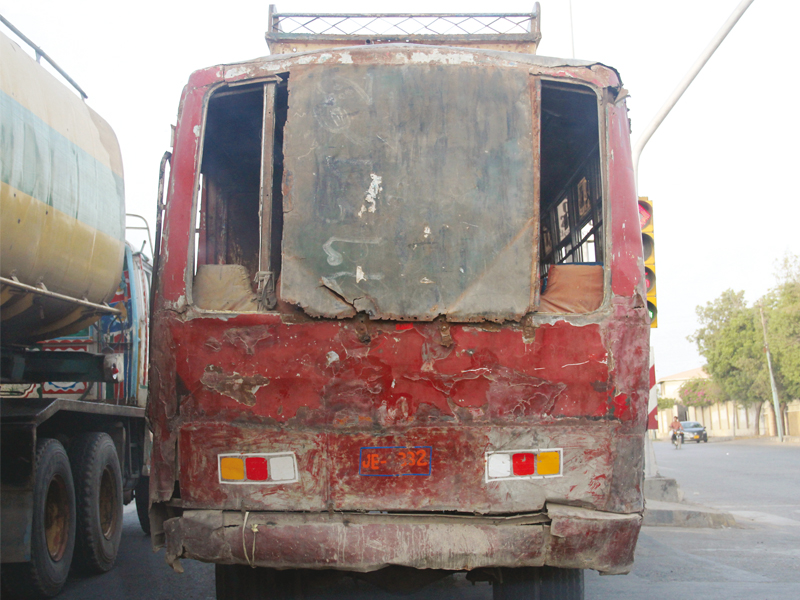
186,77,286,314
534,76,610,316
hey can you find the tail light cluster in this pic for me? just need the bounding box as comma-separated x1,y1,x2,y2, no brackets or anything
485,448,562,482
217,448,563,485
218,452,298,484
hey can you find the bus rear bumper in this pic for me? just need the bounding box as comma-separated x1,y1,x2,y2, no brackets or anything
163,503,641,575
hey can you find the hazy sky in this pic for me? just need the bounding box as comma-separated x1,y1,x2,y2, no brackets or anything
4,0,798,380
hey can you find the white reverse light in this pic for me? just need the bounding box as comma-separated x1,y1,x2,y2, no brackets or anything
487,453,512,478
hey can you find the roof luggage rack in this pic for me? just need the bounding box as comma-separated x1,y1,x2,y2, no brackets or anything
266,3,541,55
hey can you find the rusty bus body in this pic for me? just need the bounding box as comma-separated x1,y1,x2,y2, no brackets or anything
148,9,649,597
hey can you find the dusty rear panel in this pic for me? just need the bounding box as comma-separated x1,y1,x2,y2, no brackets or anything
281,64,536,322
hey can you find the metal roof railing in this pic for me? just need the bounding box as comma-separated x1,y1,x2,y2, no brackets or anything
0,14,88,99
270,12,536,36
266,4,541,55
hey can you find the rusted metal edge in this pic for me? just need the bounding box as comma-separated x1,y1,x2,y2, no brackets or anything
232,46,609,74
0,276,121,315
164,504,641,574
165,509,551,526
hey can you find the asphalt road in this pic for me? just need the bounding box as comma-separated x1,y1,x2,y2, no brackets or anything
48,438,800,599
586,437,800,599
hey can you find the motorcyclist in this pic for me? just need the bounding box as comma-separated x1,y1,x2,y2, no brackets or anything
669,416,684,444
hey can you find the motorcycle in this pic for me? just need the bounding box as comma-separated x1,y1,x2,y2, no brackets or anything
671,430,684,450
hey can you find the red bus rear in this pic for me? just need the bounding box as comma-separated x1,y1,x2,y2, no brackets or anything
148,10,649,598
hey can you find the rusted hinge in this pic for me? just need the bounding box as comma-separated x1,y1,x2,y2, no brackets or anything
522,314,537,342
438,319,453,347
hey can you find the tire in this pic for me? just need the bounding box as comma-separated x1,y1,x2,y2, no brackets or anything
493,566,584,600
1,438,76,598
70,433,123,574
135,476,150,535
216,565,299,600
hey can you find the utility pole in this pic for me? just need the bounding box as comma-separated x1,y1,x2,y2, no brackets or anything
758,303,784,442
632,0,756,191
636,0,757,494
568,0,575,59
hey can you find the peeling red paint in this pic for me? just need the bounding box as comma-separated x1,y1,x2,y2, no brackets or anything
612,393,630,420
199,366,270,407
221,325,272,355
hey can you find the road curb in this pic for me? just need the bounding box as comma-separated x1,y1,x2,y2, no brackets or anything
643,476,682,503
643,499,736,529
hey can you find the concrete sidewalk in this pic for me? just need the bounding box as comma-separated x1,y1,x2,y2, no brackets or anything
643,476,736,529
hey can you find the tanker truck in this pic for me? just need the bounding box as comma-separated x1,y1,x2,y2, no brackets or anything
0,23,150,598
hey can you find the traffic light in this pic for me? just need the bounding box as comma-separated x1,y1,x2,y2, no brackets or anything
638,197,657,328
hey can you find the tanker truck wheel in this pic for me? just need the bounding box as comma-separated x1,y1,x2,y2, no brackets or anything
1,438,76,598
492,566,584,600
70,432,123,573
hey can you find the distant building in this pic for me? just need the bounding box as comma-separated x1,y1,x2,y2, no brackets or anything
655,367,779,438
657,367,708,402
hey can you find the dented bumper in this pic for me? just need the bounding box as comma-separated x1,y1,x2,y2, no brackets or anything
164,503,641,575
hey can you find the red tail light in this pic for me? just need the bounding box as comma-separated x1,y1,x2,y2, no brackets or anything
512,453,536,476
245,457,269,481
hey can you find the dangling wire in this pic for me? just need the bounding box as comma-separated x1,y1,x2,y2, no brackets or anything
242,511,259,568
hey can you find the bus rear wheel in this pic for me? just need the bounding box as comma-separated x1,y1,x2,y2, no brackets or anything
492,566,584,600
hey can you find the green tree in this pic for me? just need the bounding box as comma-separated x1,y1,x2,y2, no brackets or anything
689,290,769,406
764,255,800,400
689,254,800,434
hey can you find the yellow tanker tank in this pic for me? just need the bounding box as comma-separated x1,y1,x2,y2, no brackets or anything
1,31,126,345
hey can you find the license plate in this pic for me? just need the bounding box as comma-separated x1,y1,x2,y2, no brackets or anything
359,446,432,476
